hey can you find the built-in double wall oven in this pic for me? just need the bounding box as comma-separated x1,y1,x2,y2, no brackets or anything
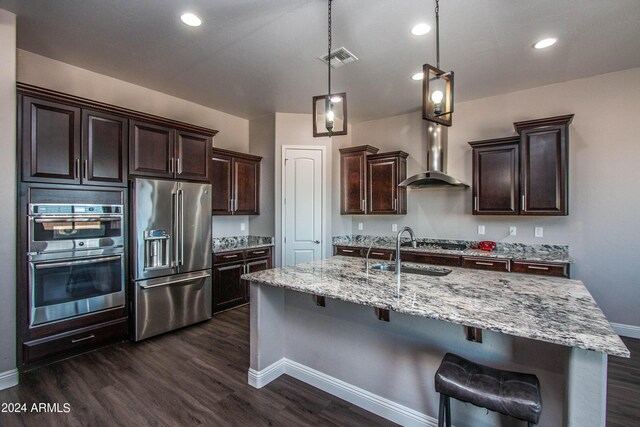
27,203,125,327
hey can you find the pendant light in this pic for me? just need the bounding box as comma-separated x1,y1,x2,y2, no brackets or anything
313,0,347,137
423,0,454,126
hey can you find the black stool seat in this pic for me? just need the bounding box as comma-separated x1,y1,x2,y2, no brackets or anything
435,353,542,424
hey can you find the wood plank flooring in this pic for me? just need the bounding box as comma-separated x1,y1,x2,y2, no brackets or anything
607,336,640,427
0,306,396,427
0,306,638,426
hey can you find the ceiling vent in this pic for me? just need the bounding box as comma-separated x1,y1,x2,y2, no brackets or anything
319,47,359,68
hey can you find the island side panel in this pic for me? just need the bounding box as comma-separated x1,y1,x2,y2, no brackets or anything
281,289,569,427
248,282,286,388
565,348,608,427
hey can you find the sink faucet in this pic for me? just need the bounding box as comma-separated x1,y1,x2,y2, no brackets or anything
395,227,417,284
365,237,379,271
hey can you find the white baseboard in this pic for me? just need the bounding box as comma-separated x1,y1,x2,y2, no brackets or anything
247,358,285,389
611,322,640,339
248,358,437,427
0,368,18,390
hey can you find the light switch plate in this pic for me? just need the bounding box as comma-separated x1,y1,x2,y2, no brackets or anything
509,226,517,236
241,222,246,231
535,227,543,238
358,222,363,231
478,225,486,235
392,224,398,232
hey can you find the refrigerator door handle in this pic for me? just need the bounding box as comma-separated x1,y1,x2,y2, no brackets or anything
172,190,179,268
179,189,184,266
139,271,211,289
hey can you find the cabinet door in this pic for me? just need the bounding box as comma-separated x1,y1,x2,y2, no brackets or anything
176,130,211,182
341,151,367,214
368,157,399,214
22,96,81,184
233,158,260,215
211,153,233,215
82,110,127,187
129,120,174,178
473,143,519,214
520,125,568,215
213,262,246,313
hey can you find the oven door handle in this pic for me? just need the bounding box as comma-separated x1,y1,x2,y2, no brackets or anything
34,255,122,269
139,272,211,290
34,217,122,223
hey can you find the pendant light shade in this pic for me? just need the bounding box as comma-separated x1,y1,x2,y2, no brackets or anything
422,0,454,127
313,0,348,137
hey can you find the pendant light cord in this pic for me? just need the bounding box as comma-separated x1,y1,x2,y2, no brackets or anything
328,0,332,97
435,0,440,69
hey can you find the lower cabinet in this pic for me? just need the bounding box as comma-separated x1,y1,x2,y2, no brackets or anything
212,247,273,313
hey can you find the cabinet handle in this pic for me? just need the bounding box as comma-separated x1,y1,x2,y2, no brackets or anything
371,252,384,256
527,265,549,271
252,251,266,255
223,254,238,259
341,249,354,253
521,194,525,211
177,157,182,174
71,334,95,343
474,196,478,211
83,160,88,180
393,198,397,210
169,158,174,174
475,261,494,266
74,159,80,179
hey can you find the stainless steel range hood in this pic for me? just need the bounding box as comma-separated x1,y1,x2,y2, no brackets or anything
399,124,468,188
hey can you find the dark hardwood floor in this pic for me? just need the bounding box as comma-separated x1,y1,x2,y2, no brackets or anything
0,306,395,427
607,336,640,427
1,306,638,426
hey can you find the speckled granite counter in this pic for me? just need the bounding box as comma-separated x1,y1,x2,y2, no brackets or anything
213,235,274,253
243,255,628,357
333,235,573,264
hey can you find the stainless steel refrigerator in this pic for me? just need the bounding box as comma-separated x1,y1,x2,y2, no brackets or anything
131,178,212,341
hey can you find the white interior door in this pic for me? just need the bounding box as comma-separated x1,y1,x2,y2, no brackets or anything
283,148,323,267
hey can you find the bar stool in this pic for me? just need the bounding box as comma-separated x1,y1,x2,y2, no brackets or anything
434,353,542,427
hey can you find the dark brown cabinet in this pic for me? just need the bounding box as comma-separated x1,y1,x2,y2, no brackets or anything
21,96,128,187
21,96,81,184
367,151,408,215
211,148,261,215
469,115,573,216
469,137,520,215
339,145,379,214
213,247,272,313
130,121,212,182
515,115,573,215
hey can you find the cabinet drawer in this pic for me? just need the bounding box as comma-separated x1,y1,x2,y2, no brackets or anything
246,247,272,260
512,261,569,278
462,256,510,272
213,251,245,264
367,249,395,260
334,246,363,257
23,318,127,364
403,252,462,267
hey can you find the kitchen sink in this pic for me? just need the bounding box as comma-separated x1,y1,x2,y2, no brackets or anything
368,263,452,277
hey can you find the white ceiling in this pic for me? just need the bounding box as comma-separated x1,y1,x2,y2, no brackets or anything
1,0,639,123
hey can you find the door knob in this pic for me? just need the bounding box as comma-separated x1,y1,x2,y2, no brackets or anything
314,240,321,244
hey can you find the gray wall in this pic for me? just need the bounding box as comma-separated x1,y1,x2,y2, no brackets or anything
0,9,16,379
248,114,276,237
351,68,640,328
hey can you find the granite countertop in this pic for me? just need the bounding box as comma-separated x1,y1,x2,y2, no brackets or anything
212,236,274,254
334,236,573,264
242,256,629,357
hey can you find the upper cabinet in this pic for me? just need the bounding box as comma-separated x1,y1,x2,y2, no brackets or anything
339,146,408,215
469,114,573,216
21,95,127,187
129,121,212,182
515,115,573,215
367,151,408,215
211,148,261,215
339,145,379,214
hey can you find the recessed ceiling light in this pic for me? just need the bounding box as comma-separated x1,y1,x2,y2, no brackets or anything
411,72,424,81
181,13,202,27
533,38,557,49
411,23,431,36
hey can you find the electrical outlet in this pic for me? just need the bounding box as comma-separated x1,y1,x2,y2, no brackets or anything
392,224,398,232
509,226,517,236
478,225,486,235
240,222,246,231
358,222,363,231
535,227,543,238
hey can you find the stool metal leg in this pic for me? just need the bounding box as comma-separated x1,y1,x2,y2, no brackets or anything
437,394,445,427
444,395,451,427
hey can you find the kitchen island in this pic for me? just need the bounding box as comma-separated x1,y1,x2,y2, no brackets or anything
243,256,628,427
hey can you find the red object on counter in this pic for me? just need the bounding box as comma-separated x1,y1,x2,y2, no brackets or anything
477,241,496,251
